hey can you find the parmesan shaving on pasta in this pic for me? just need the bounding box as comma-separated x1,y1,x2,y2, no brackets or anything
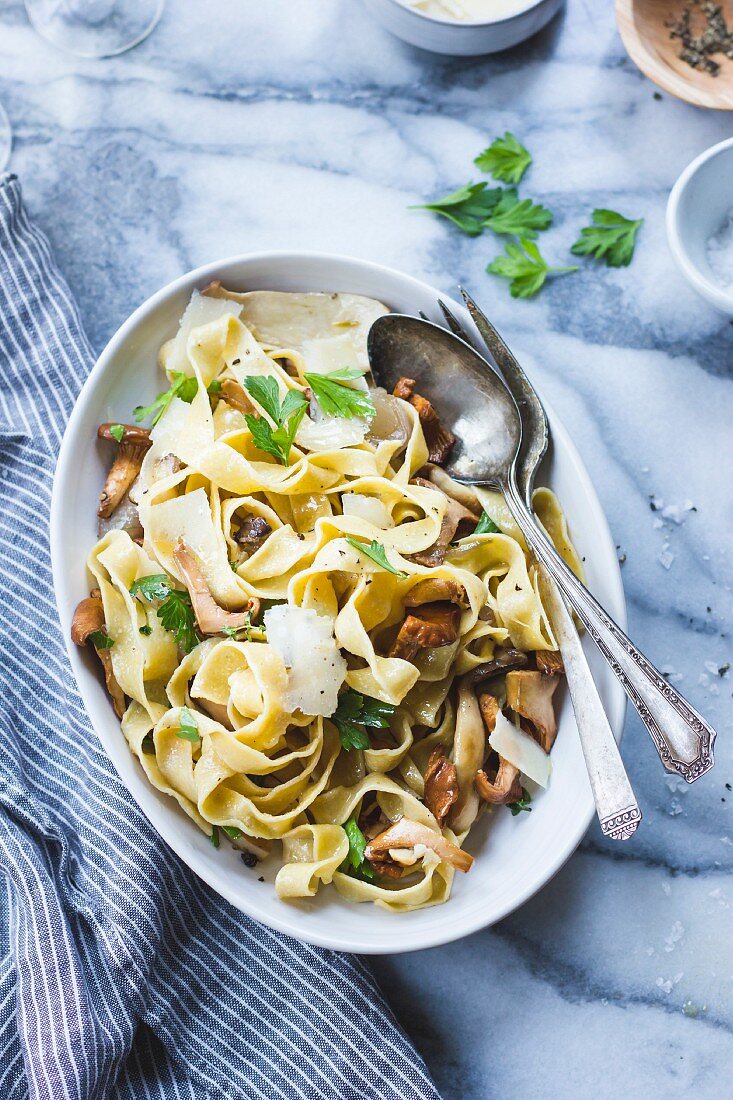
264,605,347,717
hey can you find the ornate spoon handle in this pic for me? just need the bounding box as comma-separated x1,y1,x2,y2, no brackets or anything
538,572,641,838
504,476,716,782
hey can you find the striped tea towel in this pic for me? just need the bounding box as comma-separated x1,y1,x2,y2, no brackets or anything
0,174,440,1100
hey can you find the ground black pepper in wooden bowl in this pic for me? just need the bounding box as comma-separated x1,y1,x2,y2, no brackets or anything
667,0,733,76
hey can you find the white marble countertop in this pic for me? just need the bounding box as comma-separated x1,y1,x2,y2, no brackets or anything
1,0,731,1095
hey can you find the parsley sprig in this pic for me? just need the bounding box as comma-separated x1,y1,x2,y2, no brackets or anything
483,188,552,240
129,574,199,653
242,375,308,465
509,789,532,816
109,424,126,443
345,537,408,578
571,209,644,268
487,238,577,300
134,372,198,426
304,368,376,419
88,629,114,649
414,182,505,237
474,132,532,184
177,706,200,743
474,511,500,535
332,688,396,752
341,817,376,882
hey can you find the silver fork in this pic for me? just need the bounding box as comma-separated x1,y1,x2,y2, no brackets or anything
431,293,642,841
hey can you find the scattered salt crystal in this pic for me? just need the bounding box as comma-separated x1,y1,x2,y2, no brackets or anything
652,517,664,530
665,776,687,793
646,946,656,955
720,836,732,846
650,494,664,512
661,501,695,525
662,882,672,896
656,973,683,994
668,800,683,816
664,921,685,952
706,210,733,290
659,545,675,569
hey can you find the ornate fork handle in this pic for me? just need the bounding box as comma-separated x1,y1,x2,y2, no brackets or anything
505,476,716,782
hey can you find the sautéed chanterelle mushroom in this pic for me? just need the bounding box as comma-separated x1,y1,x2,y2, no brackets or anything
73,285,584,910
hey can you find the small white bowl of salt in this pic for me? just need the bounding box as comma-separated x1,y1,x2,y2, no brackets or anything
667,136,733,316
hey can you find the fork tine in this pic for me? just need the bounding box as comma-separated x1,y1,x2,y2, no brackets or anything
437,298,468,340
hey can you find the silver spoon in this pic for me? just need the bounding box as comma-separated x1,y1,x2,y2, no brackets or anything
435,292,641,840
368,314,716,784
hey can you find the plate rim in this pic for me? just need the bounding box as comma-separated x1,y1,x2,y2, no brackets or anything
50,250,627,954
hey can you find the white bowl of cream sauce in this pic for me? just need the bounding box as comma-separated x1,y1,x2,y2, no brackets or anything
362,0,565,55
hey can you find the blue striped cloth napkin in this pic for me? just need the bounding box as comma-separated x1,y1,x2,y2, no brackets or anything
0,174,440,1100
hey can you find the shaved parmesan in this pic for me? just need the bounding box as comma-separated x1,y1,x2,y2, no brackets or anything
163,291,242,377
264,605,347,718
297,411,369,452
342,493,393,530
301,334,364,381
488,711,551,788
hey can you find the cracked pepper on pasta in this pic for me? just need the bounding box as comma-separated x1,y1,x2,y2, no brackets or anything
72,285,583,910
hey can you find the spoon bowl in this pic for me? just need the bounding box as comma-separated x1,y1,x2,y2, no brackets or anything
368,313,522,484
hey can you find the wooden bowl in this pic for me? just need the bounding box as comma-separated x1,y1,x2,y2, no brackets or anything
616,0,733,110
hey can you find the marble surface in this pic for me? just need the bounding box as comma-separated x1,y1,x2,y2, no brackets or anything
1,0,732,1095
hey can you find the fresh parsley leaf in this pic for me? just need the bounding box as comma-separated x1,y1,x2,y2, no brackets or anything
332,689,396,752
129,574,171,602
109,423,126,443
242,376,308,465
134,372,198,426
341,816,376,880
222,615,252,641
210,825,220,848
509,789,532,815
475,132,532,184
415,182,505,237
129,574,198,652
157,588,198,653
88,629,114,649
487,238,577,299
242,375,282,422
483,188,552,239
222,825,243,840
207,378,222,394
176,705,200,743
139,624,153,636
304,370,376,420
345,537,408,578
570,209,643,268
475,511,500,534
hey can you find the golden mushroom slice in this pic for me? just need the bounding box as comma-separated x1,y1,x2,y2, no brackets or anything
392,377,456,465
409,479,478,567
97,423,152,519
387,602,461,662
173,540,259,636
506,669,561,752
71,590,125,717
364,816,473,875
424,746,459,828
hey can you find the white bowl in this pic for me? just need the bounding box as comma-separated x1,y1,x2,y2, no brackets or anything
667,136,733,316
51,252,626,954
362,0,564,56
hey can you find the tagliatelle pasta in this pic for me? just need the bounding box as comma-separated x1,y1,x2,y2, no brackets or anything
73,285,582,911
